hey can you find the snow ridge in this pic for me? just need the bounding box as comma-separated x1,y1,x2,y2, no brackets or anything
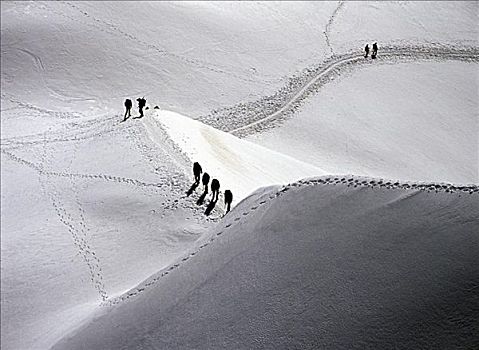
198,44,479,137
104,174,478,306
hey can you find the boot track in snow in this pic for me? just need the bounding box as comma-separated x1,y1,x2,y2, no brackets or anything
198,44,479,137
105,174,478,306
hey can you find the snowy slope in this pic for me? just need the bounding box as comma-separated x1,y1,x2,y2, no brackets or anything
2,1,476,119
52,179,479,350
1,114,219,350
246,60,479,184
1,109,324,349
1,1,478,349
330,1,478,53
0,1,336,118
146,110,325,202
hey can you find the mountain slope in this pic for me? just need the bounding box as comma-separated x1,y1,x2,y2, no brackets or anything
146,110,325,202
53,178,479,350
246,60,478,184
1,2,478,349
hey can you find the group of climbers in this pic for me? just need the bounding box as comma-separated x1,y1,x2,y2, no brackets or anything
193,162,233,215
364,42,378,59
123,97,160,122
121,40,378,216
123,97,146,122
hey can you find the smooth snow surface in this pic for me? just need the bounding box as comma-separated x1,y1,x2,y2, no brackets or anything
53,180,479,350
147,110,325,202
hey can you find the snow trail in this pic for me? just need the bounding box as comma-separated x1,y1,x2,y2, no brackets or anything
1,149,170,191
198,44,479,137
36,131,109,301
323,1,345,56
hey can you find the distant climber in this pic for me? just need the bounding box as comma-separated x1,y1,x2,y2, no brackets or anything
193,162,202,185
224,190,233,214
154,105,160,109
364,44,369,58
123,99,132,121
136,97,146,118
211,179,220,202
202,172,210,193
372,42,378,59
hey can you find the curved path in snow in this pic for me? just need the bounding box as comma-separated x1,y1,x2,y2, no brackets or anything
198,44,479,137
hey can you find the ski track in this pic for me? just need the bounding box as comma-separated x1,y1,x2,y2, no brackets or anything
15,47,45,71
105,174,479,306
198,44,479,137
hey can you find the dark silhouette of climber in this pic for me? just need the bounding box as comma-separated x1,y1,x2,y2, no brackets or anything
224,190,233,214
202,172,210,193
371,42,378,59
193,162,202,185
205,182,219,216
364,44,369,58
187,162,203,196
211,178,220,202
136,97,146,118
123,99,132,121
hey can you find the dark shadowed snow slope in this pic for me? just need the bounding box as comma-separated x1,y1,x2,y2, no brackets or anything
53,179,479,350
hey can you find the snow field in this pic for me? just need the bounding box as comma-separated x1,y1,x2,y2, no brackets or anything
1,1,478,349
246,60,479,184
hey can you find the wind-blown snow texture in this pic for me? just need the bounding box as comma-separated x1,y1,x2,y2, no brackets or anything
1,1,478,349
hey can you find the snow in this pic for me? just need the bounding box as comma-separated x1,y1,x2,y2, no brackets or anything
146,109,325,202
1,1,478,349
0,1,336,117
330,1,478,52
52,179,479,350
246,61,479,184
1,124,215,349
